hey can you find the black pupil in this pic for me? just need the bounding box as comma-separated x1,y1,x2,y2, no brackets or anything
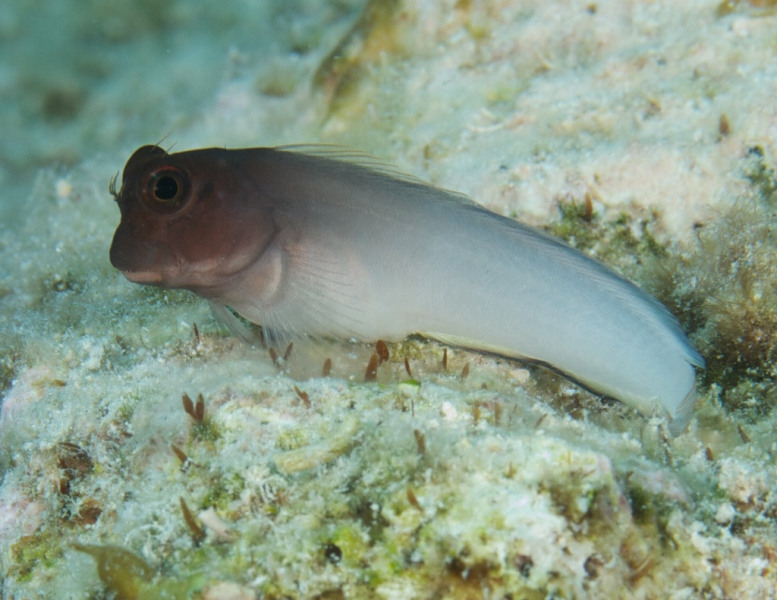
154,175,179,201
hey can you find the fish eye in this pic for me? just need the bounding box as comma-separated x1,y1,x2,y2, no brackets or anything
154,175,179,201
145,168,187,211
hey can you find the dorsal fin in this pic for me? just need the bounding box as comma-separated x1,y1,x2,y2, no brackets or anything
275,144,477,206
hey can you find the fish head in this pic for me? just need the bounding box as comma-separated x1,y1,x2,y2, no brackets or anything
109,145,277,294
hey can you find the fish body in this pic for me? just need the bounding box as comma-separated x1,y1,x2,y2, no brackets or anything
110,145,703,434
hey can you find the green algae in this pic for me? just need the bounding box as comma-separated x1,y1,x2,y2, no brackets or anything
190,419,222,445
648,183,777,419
10,531,66,582
545,197,668,279
744,145,777,207
276,427,311,451
199,472,246,513
0,353,17,399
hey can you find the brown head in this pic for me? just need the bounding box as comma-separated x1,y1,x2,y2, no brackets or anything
109,145,278,295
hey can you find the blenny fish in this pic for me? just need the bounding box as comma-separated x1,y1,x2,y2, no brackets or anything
109,145,704,434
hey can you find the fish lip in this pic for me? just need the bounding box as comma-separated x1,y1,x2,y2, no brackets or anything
118,262,218,289
120,269,164,284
